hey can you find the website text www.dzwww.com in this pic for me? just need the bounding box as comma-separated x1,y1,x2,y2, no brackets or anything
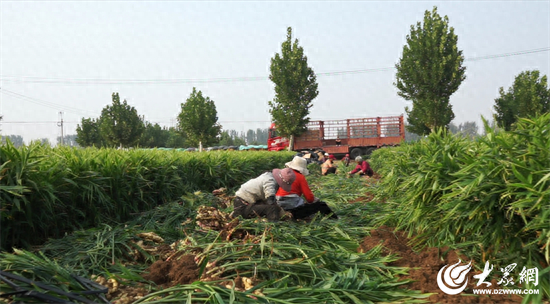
472,289,540,295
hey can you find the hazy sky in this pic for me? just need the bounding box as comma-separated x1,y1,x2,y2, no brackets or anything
1,1,549,144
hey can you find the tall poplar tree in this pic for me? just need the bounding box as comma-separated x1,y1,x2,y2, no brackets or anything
269,27,319,151
395,6,466,135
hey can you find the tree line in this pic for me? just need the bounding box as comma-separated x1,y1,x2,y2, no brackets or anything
72,87,270,149
1,128,269,149
73,90,269,149
73,91,220,149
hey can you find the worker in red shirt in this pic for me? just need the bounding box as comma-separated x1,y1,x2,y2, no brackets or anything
342,154,351,167
348,156,374,177
276,156,338,219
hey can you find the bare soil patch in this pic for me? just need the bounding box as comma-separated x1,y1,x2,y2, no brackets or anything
142,253,199,287
359,225,524,304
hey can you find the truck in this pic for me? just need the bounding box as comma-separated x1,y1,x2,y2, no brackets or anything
267,115,405,159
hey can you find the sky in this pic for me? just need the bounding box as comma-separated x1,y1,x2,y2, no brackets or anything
1,0,549,145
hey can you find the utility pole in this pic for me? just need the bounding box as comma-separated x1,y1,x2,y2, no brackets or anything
57,111,64,146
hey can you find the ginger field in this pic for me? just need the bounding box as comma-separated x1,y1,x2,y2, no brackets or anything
0,114,548,304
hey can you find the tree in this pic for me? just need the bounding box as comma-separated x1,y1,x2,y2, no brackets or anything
177,87,221,148
1,135,24,147
30,138,51,147
448,122,459,134
395,6,466,135
256,128,268,145
448,121,478,139
57,134,79,147
218,131,234,146
139,122,170,148
494,70,550,131
458,121,478,139
246,129,256,145
76,118,104,147
269,27,319,151
165,127,186,148
404,124,423,142
232,130,246,146
99,93,144,148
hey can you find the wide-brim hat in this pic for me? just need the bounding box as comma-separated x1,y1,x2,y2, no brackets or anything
272,168,296,192
285,156,309,176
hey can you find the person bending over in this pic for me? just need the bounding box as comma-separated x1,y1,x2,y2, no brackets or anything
347,156,373,177
231,168,296,222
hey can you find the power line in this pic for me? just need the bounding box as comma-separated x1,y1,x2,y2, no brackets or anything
0,47,548,85
0,88,99,117
465,47,550,62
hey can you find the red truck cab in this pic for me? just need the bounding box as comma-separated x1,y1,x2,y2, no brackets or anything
267,123,289,151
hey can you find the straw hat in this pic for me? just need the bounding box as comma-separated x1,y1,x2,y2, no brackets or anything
272,168,296,192
285,156,309,176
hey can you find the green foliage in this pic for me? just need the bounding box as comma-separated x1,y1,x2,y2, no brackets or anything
0,144,294,251
139,122,170,148
448,121,479,139
404,124,423,142
99,93,145,148
217,131,235,146
57,134,79,147
494,70,550,131
395,6,466,135
217,129,263,146
370,113,550,284
76,117,104,147
269,27,319,150
165,127,187,148
1,135,25,147
0,166,432,303
177,88,222,147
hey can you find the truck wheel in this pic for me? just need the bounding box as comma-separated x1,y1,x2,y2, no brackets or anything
350,148,363,160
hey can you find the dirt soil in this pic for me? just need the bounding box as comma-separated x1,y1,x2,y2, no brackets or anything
359,225,524,304
142,252,199,287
